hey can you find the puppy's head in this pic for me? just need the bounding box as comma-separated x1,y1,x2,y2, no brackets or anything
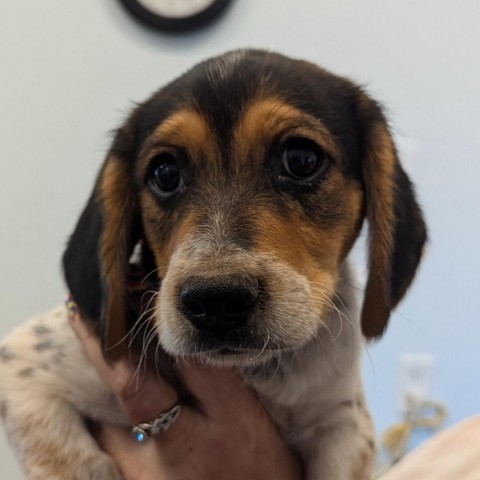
63,50,426,363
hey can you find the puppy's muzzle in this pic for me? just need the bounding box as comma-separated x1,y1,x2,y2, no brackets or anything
179,274,259,334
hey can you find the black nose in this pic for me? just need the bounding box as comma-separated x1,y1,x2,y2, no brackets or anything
180,275,258,333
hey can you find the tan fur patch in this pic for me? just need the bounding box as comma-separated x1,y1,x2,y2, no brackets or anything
252,207,342,278
138,109,218,172
100,157,136,360
234,97,340,170
361,122,397,337
233,97,364,274
137,109,219,279
249,178,363,284
135,107,222,266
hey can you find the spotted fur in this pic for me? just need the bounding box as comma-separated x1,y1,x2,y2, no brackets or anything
0,50,426,479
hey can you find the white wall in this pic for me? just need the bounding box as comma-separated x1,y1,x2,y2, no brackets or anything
1,0,479,477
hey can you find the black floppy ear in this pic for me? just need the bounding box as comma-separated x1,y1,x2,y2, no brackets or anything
63,124,141,361
357,94,427,339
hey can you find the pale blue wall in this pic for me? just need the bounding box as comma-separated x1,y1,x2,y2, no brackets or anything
1,1,479,477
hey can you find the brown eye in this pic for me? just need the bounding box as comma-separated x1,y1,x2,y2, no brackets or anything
148,153,183,197
281,140,327,180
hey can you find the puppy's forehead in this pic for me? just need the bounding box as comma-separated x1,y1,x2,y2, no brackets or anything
134,50,361,164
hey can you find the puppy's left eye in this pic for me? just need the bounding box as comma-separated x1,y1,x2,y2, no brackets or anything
281,140,328,180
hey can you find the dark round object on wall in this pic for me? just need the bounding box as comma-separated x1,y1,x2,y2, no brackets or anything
118,0,233,32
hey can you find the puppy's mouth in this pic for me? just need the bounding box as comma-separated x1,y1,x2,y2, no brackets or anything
184,343,277,367
209,346,271,357
196,340,265,354
151,315,277,365
216,347,249,355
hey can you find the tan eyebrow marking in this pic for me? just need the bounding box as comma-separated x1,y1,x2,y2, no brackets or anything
139,109,219,171
233,97,340,170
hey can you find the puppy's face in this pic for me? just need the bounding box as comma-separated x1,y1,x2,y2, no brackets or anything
140,102,363,364
64,50,426,364
132,54,365,365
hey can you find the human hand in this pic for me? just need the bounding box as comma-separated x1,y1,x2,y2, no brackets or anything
70,315,302,480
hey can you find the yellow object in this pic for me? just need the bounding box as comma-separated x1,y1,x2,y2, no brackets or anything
373,396,447,478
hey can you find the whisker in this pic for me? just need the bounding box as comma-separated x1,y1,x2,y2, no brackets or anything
140,266,166,287
249,329,270,361
126,291,160,346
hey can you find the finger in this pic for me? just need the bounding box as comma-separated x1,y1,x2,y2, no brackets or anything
70,312,127,388
177,361,261,418
97,424,168,480
70,313,178,423
118,367,179,424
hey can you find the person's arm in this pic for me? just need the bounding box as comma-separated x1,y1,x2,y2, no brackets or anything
70,314,302,480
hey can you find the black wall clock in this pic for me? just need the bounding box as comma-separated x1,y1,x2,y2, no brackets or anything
119,0,233,32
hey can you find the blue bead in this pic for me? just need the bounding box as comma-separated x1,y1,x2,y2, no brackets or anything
136,433,145,442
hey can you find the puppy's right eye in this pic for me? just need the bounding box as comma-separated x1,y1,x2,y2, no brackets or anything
147,153,184,198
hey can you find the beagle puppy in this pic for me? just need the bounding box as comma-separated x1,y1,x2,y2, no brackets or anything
0,49,426,479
